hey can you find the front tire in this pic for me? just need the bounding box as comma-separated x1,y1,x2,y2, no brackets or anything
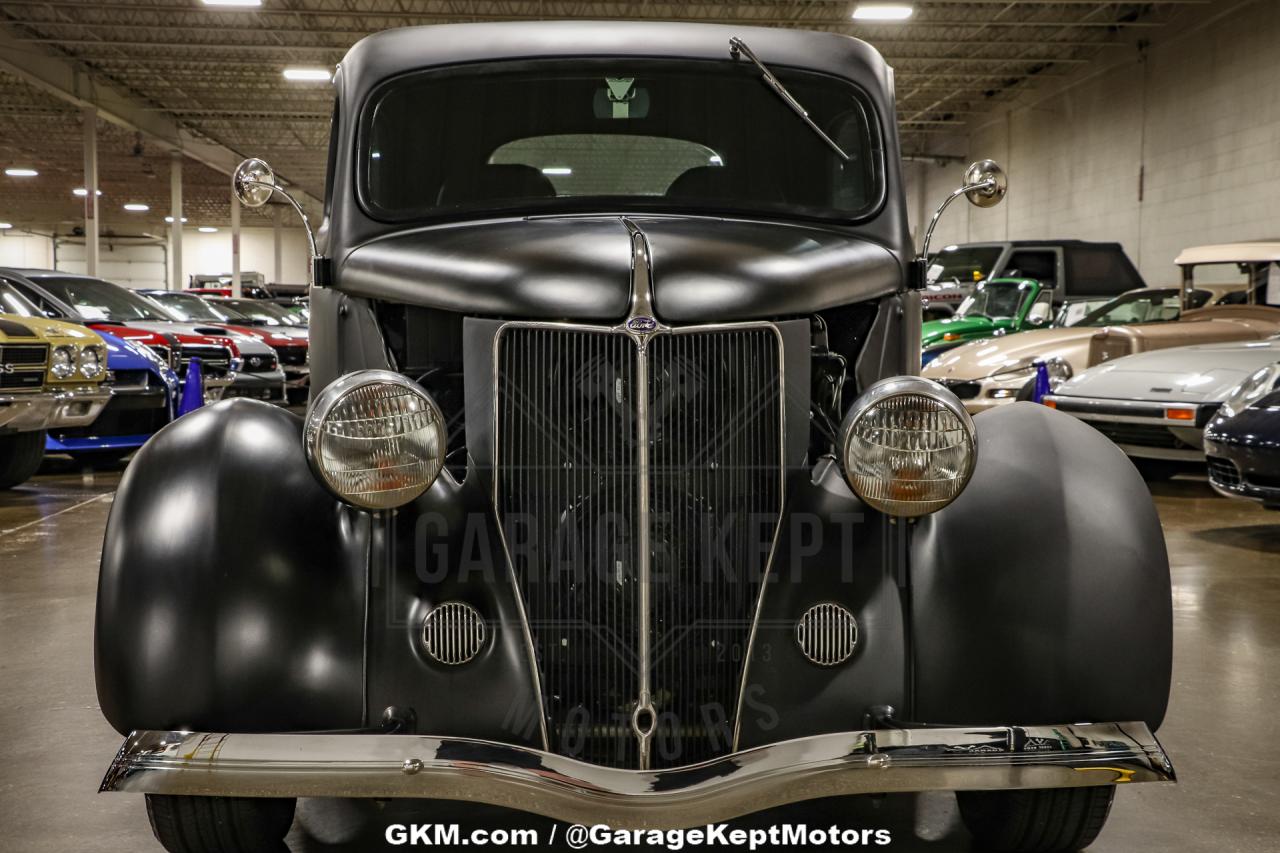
957,786,1115,853
0,430,46,489
145,794,295,853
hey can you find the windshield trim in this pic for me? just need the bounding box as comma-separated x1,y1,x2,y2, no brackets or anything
353,56,888,228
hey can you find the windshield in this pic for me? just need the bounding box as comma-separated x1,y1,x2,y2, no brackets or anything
927,245,1002,286
0,280,44,318
362,60,882,222
955,281,1029,320
1075,288,1210,327
150,292,239,323
217,299,304,326
30,276,170,322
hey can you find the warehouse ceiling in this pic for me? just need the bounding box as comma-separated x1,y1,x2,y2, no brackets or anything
0,1,1205,233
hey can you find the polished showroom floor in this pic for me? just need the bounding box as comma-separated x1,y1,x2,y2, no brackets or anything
1,460,1277,852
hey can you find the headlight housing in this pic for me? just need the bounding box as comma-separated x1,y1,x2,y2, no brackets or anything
304,370,447,510
51,345,76,379
1220,362,1280,419
839,376,977,517
79,344,105,379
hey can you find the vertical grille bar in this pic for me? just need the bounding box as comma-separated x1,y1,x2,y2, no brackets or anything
495,324,782,769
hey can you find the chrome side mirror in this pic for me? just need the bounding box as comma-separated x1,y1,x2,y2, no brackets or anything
962,159,1007,209
231,158,320,285
232,158,277,208
919,159,1008,262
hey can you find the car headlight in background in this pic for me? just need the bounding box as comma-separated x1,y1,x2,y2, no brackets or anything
304,370,447,510
79,344,105,379
839,376,977,517
51,345,76,379
1220,362,1280,419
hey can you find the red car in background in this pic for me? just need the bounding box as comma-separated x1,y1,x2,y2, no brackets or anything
147,290,310,404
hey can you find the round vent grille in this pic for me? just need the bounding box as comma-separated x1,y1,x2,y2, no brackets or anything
795,603,858,666
422,602,486,665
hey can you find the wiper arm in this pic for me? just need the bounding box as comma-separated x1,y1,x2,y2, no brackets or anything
729,36,850,162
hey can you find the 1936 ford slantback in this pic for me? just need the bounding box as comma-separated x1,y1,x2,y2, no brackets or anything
95,22,1174,853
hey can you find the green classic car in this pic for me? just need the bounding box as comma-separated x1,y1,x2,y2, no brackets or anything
921,277,1055,364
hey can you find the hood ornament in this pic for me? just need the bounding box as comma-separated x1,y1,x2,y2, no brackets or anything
618,218,667,348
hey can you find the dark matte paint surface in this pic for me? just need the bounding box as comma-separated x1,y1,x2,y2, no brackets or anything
912,402,1173,731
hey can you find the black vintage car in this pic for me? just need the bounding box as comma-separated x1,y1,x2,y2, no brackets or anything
96,21,1175,853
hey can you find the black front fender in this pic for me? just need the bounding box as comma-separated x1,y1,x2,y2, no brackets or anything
911,402,1173,730
95,399,370,735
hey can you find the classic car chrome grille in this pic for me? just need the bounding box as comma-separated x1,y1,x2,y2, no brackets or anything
0,343,50,367
495,324,783,770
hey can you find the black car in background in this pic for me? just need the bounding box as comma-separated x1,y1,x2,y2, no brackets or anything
1205,362,1280,508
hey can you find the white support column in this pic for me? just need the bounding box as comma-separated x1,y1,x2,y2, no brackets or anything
230,184,242,298
82,105,99,276
169,151,183,291
272,205,282,286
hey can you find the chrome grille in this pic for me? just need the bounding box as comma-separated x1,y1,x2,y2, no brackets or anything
495,324,783,770
795,603,859,666
422,602,487,665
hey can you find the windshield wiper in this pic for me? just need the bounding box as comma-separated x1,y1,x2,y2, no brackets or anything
729,37,850,162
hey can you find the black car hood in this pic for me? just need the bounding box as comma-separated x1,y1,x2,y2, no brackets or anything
337,215,901,322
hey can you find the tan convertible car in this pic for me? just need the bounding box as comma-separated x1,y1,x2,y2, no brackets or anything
924,284,1280,413
925,241,1280,413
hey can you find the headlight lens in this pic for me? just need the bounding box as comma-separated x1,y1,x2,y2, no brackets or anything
51,345,76,379
79,344,105,379
304,370,447,510
839,376,977,517
1220,362,1280,419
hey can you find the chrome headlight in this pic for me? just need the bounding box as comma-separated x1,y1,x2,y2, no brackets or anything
1220,362,1280,419
304,370,447,510
79,344,105,379
51,345,76,379
839,376,977,517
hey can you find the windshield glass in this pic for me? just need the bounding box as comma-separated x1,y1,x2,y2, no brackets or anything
149,292,239,323
927,245,1002,286
30,276,169,322
0,280,44,318
956,280,1029,320
362,60,882,222
217,299,304,326
1075,288,1208,327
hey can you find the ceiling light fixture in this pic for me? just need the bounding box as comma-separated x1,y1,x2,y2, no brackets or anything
201,0,263,6
198,226,219,233
852,3,914,21
283,67,333,82
541,167,572,176
164,216,188,223
123,203,150,212
73,188,103,197
5,168,38,177
0,222,12,230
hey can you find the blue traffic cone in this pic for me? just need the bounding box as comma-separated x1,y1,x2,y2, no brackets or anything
1032,359,1052,404
177,356,204,416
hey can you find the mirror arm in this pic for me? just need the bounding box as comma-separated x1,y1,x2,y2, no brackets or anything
240,179,322,289
917,177,996,266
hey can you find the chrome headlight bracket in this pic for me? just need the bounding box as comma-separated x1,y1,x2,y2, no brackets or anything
839,376,977,517
304,370,448,511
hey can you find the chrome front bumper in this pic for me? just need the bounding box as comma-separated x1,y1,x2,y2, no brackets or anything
0,385,110,432
101,723,1173,828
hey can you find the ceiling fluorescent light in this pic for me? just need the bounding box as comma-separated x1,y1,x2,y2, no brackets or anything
73,188,103,197
123,203,150,212
541,167,572,176
283,67,332,82
852,4,914,21
5,168,38,177
0,222,12,230
198,226,219,233
164,216,188,223
202,0,263,6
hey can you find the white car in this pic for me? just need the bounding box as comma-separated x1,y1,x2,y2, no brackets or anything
1046,336,1280,465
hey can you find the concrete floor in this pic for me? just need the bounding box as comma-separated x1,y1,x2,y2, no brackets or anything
1,462,1277,851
